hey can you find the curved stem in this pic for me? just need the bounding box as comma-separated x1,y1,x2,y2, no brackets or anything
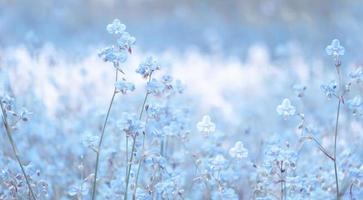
1,103,37,200
91,70,118,200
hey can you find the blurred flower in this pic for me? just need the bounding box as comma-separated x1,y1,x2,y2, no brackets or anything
117,32,136,51
276,98,296,118
117,113,145,137
106,19,126,34
136,56,160,78
197,115,216,136
98,46,127,65
210,154,227,171
115,80,135,94
320,81,338,99
349,66,363,83
326,39,345,57
292,84,307,98
229,141,248,160
68,181,89,197
346,95,362,115
146,79,165,95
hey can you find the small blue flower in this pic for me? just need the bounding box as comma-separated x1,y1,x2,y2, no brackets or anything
114,80,135,94
197,115,216,136
146,79,165,95
98,46,127,66
276,98,296,118
117,32,136,50
229,141,248,160
117,113,145,137
326,39,345,57
349,66,363,83
136,56,160,78
346,95,362,115
106,19,126,34
320,81,338,99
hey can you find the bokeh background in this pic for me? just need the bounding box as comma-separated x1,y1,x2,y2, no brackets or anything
1,0,363,199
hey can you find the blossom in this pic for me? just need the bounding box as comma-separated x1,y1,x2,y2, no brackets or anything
346,95,362,115
114,80,135,94
325,39,345,57
196,115,216,136
136,56,160,78
146,79,165,95
106,19,126,34
117,113,145,137
349,66,363,83
117,31,136,50
210,154,227,171
98,46,127,66
292,84,307,98
229,141,248,160
320,81,338,99
276,98,296,118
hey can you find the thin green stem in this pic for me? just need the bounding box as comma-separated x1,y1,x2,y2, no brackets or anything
1,103,37,200
91,70,118,200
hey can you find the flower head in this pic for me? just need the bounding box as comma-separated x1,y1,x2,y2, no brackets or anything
276,98,296,118
136,56,160,78
197,115,216,136
106,19,126,34
229,141,248,160
146,79,165,95
320,81,338,99
326,39,345,57
346,95,362,115
117,113,145,137
114,80,135,94
349,66,363,83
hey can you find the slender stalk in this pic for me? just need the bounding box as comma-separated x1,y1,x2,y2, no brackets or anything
333,62,341,200
1,103,37,200
91,70,118,200
127,74,152,200
333,98,341,199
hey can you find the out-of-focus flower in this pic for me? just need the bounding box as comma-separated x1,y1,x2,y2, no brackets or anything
197,115,216,136
98,46,127,65
346,95,362,115
210,154,227,171
117,113,145,137
320,81,338,99
106,19,126,34
292,84,307,98
349,66,363,83
115,80,135,94
146,79,165,95
276,98,296,118
229,141,248,160
136,56,160,78
117,32,136,50
68,181,89,197
326,39,345,57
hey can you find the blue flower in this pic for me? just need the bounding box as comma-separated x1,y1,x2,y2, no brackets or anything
117,32,136,51
146,79,165,95
114,80,135,94
326,39,345,57
229,141,248,160
276,98,296,118
197,115,216,136
320,81,338,99
136,56,160,78
117,113,145,137
346,95,362,115
106,19,126,35
349,66,363,83
98,46,127,66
